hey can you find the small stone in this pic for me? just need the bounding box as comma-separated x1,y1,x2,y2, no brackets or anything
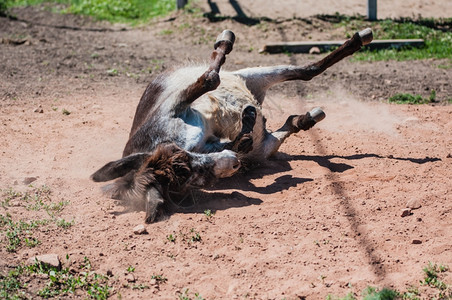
106,269,113,277
309,46,321,54
412,239,422,244
149,278,157,285
406,199,422,210
34,106,44,113
125,273,135,283
28,254,61,270
401,208,412,217
133,224,148,235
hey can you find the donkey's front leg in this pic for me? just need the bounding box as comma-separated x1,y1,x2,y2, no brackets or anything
262,107,325,158
175,30,235,112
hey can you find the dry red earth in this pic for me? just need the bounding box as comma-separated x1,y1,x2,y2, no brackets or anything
1,2,451,299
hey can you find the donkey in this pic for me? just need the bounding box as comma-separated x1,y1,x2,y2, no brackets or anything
92,28,373,223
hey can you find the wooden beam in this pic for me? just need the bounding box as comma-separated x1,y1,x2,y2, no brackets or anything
260,39,425,54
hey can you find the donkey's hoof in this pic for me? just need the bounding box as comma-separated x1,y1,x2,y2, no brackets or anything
309,107,326,123
297,107,326,131
214,30,235,54
358,28,373,46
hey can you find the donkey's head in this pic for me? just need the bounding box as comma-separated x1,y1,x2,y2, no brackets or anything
91,143,240,223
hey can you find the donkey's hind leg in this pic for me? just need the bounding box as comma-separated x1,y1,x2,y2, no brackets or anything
233,28,373,104
262,107,325,158
225,105,257,153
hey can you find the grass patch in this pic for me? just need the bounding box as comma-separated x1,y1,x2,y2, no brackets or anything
323,13,452,61
0,213,47,252
0,186,72,252
389,90,437,104
422,262,450,296
0,256,111,299
326,262,451,300
3,0,176,23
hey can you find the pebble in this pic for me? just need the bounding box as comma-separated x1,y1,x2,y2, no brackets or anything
133,224,148,235
27,254,61,270
406,199,422,210
412,239,422,244
401,208,412,217
34,106,44,113
309,46,321,54
125,273,136,283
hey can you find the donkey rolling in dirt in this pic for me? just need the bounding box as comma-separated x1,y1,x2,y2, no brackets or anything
92,28,373,223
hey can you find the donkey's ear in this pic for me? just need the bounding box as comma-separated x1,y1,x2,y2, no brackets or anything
144,187,165,223
91,153,149,182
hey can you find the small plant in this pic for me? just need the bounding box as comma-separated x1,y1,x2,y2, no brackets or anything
106,68,119,76
167,233,176,243
56,218,75,229
326,292,356,300
160,29,173,35
132,284,149,290
151,274,168,284
62,108,71,115
126,265,135,273
189,228,201,242
178,288,205,300
422,262,450,294
203,209,214,219
362,286,399,300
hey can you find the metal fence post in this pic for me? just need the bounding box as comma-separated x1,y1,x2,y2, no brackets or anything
177,0,188,9
367,0,377,20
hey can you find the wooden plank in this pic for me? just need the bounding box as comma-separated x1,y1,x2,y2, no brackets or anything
260,39,425,54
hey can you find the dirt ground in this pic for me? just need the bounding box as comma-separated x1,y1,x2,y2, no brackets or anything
1,1,451,299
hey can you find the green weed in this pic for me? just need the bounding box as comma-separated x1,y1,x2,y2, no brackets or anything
422,262,450,296
203,209,214,219
189,228,201,242
151,274,168,284
106,68,119,76
326,292,357,300
178,288,205,300
0,213,45,252
167,233,176,243
389,90,436,104
56,218,74,229
362,286,399,299
1,256,111,299
0,186,71,252
126,265,135,273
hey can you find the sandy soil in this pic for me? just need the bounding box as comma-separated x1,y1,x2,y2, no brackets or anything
1,2,451,299
199,0,452,19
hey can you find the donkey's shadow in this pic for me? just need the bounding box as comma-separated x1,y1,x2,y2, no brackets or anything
178,151,441,213
110,152,440,218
